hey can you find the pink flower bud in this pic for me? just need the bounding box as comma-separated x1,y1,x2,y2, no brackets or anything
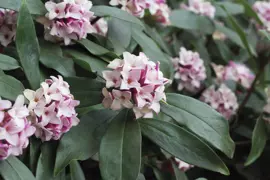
253,1,270,32
174,158,194,172
181,0,216,19
0,8,17,47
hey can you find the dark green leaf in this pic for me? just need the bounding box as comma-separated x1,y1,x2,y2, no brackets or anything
16,1,41,89
215,2,244,17
0,54,20,70
260,30,270,41
0,156,35,180
136,173,145,180
245,116,268,166
92,6,144,27
0,73,25,101
161,93,235,158
54,109,118,175
132,28,173,79
70,161,85,180
100,110,142,180
139,119,229,175
170,10,215,34
29,137,42,174
0,0,46,15
171,160,188,180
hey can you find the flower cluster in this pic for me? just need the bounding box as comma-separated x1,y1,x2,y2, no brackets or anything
109,0,171,25
24,76,80,141
172,47,206,93
181,0,216,19
174,158,194,172
40,0,95,45
200,84,238,120
102,52,170,119
0,8,17,47
212,61,255,89
253,1,270,32
93,18,108,37
0,95,35,160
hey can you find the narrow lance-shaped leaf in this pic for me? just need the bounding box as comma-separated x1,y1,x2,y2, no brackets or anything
0,156,35,180
70,160,85,180
245,116,268,166
161,93,235,158
99,110,142,180
16,0,41,89
139,119,229,175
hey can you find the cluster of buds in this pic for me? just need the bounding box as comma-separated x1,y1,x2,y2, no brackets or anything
174,158,194,172
172,47,206,93
39,0,95,45
93,18,108,37
0,95,35,160
253,1,270,32
109,0,171,25
212,61,255,89
24,76,80,141
0,8,17,47
102,52,170,119
181,0,216,19
200,84,238,120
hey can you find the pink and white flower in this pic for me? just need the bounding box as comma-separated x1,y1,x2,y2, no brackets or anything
24,75,80,141
253,1,270,32
212,61,255,89
41,0,96,45
93,18,108,36
102,52,170,119
174,158,194,172
181,0,216,19
0,8,17,47
200,84,238,120
172,47,207,93
0,95,35,160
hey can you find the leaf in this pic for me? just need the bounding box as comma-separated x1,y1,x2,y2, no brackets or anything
0,54,20,70
132,28,173,79
215,2,244,17
0,0,46,15
54,109,118,175
259,30,270,41
224,8,257,58
29,137,42,174
16,1,41,89
92,6,144,28
171,160,188,180
107,18,132,54
136,173,145,180
99,110,142,180
170,10,215,34
235,0,263,26
40,52,75,77
70,161,85,180
161,93,235,158
245,116,268,166
65,77,104,107
0,156,35,180
0,73,25,101
65,49,107,73
36,141,65,180
139,119,229,175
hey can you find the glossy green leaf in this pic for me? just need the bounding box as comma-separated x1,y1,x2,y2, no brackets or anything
170,10,215,34
245,116,268,166
65,77,104,107
100,110,142,180
171,160,188,180
65,49,107,73
0,54,20,70
36,141,65,180
70,161,85,180
0,156,35,180
161,93,235,158
260,30,270,41
54,109,118,175
139,119,229,175
92,6,144,27
215,2,244,17
107,18,132,54
29,137,42,174
0,0,46,15
40,52,75,77
16,1,41,89
132,28,173,79
136,174,145,180
0,72,24,101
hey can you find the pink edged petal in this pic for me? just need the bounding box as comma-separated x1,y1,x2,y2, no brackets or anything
111,99,122,110
0,100,12,110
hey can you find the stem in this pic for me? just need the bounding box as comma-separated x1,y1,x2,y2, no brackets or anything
90,17,101,25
